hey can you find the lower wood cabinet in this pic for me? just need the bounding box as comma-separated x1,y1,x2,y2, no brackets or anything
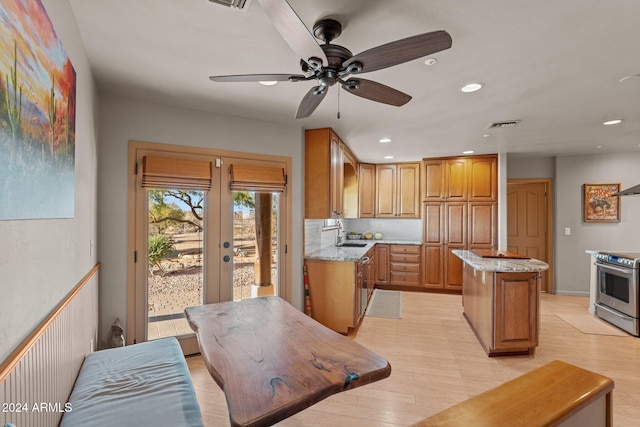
462,263,540,356
304,257,368,334
389,245,421,287
374,244,390,285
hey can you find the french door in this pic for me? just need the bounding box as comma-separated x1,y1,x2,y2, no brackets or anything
128,143,290,355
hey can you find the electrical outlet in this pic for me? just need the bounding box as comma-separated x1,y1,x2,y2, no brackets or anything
564,227,571,235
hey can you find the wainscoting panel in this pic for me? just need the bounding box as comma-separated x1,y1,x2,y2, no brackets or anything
0,265,99,427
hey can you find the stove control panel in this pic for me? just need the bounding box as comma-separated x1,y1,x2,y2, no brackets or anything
594,252,640,268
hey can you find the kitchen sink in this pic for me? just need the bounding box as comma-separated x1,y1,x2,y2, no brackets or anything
338,242,368,248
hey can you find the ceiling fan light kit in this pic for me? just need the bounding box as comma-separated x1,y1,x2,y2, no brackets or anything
210,0,452,118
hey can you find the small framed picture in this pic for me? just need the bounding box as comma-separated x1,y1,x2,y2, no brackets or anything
583,183,621,223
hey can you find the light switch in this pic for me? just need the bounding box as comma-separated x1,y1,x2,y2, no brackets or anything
564,227,571,235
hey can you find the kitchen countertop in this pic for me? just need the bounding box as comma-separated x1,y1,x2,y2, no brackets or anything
305,239,421,262
453,249,549,272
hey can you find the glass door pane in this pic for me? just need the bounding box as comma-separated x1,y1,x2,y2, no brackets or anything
146,189,205,339
232,191,279,301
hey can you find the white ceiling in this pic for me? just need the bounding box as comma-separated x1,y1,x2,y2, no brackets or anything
68,0,640,163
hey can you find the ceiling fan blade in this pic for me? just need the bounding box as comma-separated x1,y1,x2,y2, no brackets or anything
342,78,411,106
343,30,452,74
295,86,327,119
210,74,306,83
257,0,328,67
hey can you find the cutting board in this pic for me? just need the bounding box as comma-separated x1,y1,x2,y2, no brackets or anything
472,249,530,259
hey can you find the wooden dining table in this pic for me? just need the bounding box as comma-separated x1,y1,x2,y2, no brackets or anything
185,296,391,427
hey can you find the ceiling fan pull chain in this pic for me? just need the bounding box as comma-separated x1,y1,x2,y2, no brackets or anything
337,85,341,119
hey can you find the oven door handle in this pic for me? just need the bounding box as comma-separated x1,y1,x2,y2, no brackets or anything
596,263,635,275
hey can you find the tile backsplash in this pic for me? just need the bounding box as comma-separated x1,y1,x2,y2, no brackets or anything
304,218,422,255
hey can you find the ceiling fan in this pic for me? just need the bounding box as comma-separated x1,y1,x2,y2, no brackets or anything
210,0,452,118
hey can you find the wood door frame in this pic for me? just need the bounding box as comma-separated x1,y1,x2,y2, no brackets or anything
506,178,554,293
127,140,292,349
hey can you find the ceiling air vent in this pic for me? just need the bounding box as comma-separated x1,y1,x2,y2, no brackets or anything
488,120,521,129
209,0,252,11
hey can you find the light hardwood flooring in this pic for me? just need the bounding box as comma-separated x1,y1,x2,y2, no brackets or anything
186,292,640,426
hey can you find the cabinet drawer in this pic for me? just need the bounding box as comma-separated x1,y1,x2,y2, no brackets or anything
390,245,420,254
390,262,420,273
390,271,420,285
389,253,420,263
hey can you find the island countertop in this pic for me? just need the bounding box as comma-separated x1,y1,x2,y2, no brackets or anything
453,249,549,273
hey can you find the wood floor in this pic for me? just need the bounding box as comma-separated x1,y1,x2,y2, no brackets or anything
186,292,640,426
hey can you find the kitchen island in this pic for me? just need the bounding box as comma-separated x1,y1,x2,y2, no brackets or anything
453,250,549,356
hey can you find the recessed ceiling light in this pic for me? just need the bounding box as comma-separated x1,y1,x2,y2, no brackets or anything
603,119,622,125
384,155,394,160
461,82,483,93
379,138,392,143
258,81,278,86
483,134,490,138
596,145,603,148
463,150,475,154
424,58,437,66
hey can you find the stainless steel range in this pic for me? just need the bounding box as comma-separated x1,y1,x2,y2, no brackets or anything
594,251,640,336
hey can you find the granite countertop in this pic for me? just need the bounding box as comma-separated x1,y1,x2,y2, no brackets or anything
452,249,549,272
305,239,421,262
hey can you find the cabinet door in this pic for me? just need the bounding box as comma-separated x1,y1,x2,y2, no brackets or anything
375,164,397,217
374,244,390,285
423,202,443,244
422,245,444,288
469,202,497,247
330,133,344,217
444,245,464,290
422,159,444,201
304,128,332,219
396,163,420,218
445,158,468,201
358,163,376,218
468,156,497,201
445,202,467,246
494,272,539,350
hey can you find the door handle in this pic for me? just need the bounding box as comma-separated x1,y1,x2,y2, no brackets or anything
223,255,231,263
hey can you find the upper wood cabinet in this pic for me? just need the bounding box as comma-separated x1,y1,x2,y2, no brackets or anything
305,128,358,219
468,156,497,201
422,158,468,201
358,163,376,218
375,163,420,218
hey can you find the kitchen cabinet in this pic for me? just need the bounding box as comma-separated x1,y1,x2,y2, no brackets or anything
305,128,358,219
374,244,390,285
468,156,497,201
374,163,420,218
389,245,421,287
304,258,365,334
422,158,468,201
421,155,497,291
462,262,540,356
358,163,376,218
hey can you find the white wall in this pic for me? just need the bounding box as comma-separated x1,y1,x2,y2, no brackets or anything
0,0,99,363
507,156,555,179
555,152,640,295
97,95,303,341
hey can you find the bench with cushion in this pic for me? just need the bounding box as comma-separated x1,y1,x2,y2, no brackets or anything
60,337,203,427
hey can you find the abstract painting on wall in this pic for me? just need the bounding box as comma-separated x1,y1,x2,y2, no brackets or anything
0,0,76,220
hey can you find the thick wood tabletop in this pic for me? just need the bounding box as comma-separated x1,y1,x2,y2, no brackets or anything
185,296,391,427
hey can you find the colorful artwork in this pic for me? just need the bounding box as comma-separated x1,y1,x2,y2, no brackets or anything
583,183,621,223
0,0,76,220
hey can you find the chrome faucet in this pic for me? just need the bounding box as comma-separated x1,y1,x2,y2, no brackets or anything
335,218,345,246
